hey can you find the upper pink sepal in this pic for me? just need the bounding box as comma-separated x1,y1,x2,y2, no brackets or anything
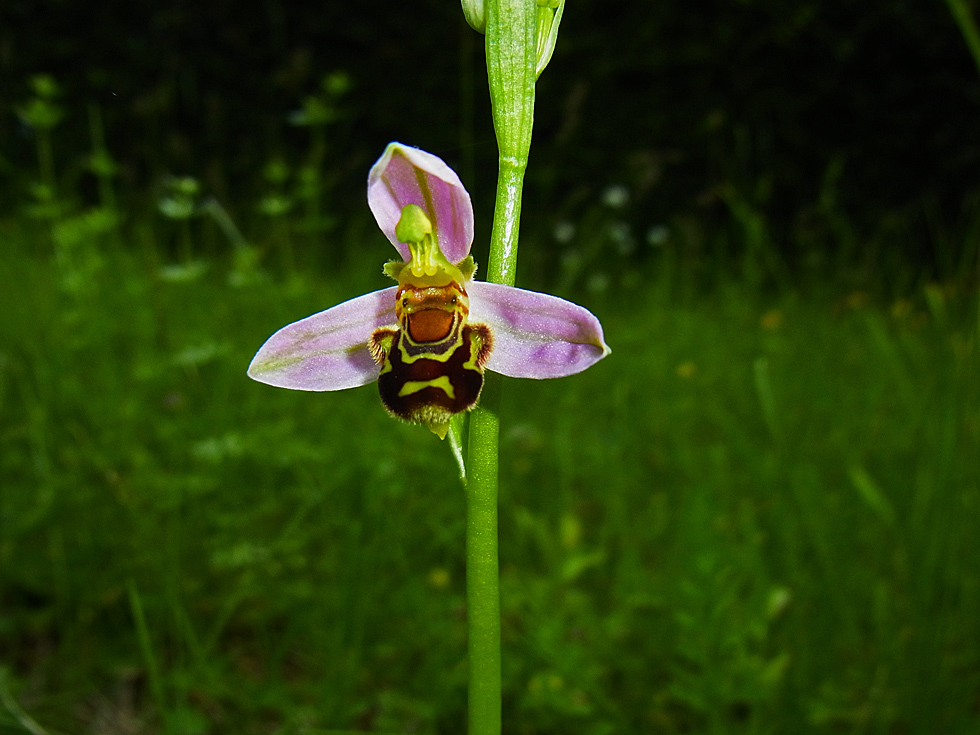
367,143,474,265
247,286,397,391
468,281,611,379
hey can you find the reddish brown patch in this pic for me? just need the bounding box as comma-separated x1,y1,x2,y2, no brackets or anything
407,309,454,343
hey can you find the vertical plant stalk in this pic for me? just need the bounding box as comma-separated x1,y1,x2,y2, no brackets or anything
464,373,502,735
465,1,537,734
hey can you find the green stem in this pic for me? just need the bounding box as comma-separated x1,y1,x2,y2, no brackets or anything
464,2,537,734
465,373,502,735
486,160,527,287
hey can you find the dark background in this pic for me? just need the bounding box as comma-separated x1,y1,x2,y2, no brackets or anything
2,0,979,280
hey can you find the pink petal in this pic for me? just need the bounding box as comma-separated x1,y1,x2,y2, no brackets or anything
247,287,398,391
468,282,611,379
367,143,474,264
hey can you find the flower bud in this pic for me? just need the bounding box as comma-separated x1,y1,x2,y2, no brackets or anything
535,0,565,79
461,0,486,33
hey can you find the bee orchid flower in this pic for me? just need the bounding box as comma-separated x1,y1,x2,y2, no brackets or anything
248,142,610,438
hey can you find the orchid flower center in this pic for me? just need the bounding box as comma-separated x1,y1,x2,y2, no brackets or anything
392,205,471,340
395,204,465,286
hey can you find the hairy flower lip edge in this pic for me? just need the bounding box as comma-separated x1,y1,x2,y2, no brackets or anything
247,282,610,392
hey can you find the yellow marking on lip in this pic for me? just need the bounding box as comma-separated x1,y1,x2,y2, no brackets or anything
398,375,455,399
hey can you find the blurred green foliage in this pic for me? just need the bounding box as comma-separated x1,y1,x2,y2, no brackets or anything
1,217,979,732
